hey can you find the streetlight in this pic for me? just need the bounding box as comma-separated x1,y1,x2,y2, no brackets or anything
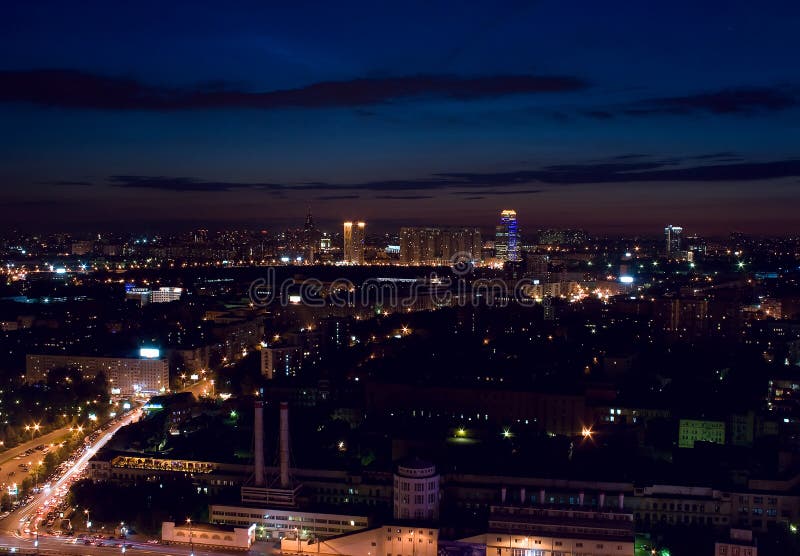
186,518,194,556
84,509,91,533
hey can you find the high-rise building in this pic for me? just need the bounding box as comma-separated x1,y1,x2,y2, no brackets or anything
343,221,366,264
303,207,321,263
495,210,520,262
664,224,683,255
399,227,481,265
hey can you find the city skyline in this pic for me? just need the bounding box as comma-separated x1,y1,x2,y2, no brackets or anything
3,4,800,556
1,2,799,233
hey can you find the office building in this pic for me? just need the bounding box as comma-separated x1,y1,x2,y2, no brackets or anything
343,221,366,264
664,224,683,256
495,210,520,262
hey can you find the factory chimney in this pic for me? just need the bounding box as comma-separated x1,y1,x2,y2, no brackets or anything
280,401,290,489
254,400,265,486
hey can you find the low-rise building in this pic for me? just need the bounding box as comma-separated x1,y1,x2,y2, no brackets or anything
161,521,254,551
88,452,250,493
460,503,635,556
280,525,439,556
714,529,757,556
679,419,726,448
209,504,369,540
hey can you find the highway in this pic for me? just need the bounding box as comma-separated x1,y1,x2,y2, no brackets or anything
0,406,270,556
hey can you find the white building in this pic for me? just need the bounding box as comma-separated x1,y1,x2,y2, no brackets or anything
393,457,440,521
209,504,369,540
161,521,254,551
25,351,169,396
151,287,183,303
125,286,182,305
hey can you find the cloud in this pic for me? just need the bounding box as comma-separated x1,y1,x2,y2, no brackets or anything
440,159,800,185
37,180,93,186
108,175,282,192
627,86,798,115
316,194,360,200
374,195,434,200
452,189,542,196
0,69,588,111
102,158,800,198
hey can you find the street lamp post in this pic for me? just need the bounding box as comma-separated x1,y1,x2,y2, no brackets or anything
186,518,194,556
84,509,91,534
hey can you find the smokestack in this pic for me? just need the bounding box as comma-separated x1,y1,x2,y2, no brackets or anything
501,487,507,504
539,489,545,505
579,491,585,506
280,401,290,489
254,401,265,486
520,487,526,505
598,493,605,508
618,493,624,509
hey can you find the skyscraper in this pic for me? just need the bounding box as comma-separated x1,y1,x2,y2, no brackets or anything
303,207,320,263
495,210,520,262
664,224,683,256
343,221,366,264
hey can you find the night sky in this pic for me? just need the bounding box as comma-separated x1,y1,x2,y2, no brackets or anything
1,1,799,234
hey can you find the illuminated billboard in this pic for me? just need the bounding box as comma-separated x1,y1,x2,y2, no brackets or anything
139,348,160,358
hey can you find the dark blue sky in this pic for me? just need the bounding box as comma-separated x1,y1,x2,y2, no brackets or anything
1,1,799,233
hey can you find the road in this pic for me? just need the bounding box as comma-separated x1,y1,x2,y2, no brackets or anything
0,408,266,556
0,427,74,494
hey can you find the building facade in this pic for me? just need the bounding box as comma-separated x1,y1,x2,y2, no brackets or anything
25,353,169,395
495,210,520,262
460,503,635,556
399,227,482,265
343,221,366,264
664,224,683,256
393,457,440,521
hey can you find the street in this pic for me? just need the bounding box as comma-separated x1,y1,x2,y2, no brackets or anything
0,408,268,556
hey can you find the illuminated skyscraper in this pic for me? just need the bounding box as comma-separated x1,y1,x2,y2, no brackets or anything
495,209,520,262
664,224,683,255
343,221,366,264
